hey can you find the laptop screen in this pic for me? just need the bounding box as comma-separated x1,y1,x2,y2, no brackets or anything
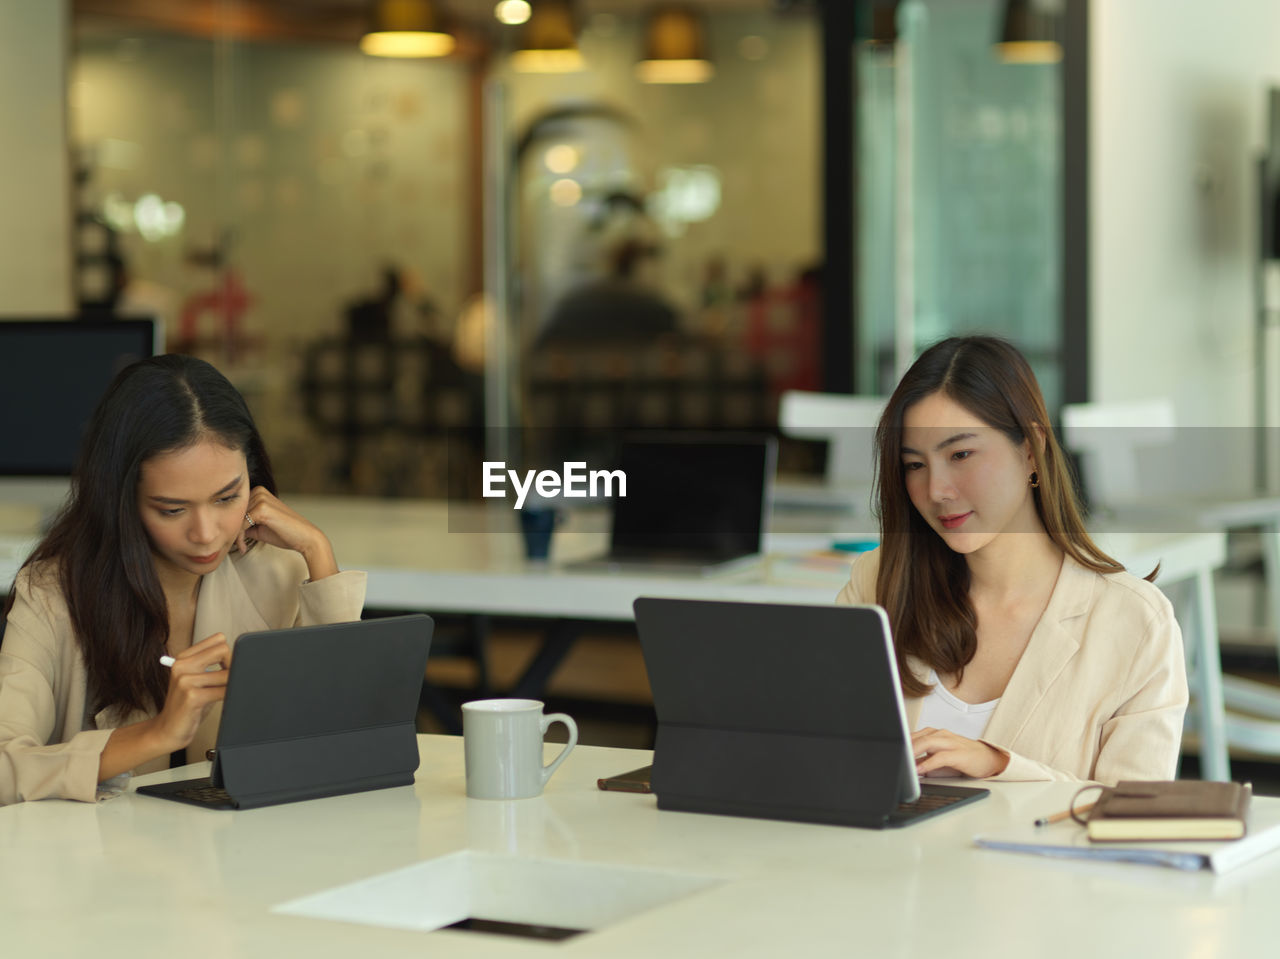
609,434,776,560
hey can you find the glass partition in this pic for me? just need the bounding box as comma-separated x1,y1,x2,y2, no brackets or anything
503,8,822,477
855,0,1064,408
69,2,823,497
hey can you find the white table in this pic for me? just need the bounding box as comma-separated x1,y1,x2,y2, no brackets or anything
280,497,870,617
0,497,1221,621
1,735,1276,959
267,497,1223,620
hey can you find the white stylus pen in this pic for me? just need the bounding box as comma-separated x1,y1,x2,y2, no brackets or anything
159,655,222,672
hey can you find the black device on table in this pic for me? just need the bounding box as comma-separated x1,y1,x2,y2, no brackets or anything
626,598,989,829
598,765,653,793
137,614,433,810
567,432,777,576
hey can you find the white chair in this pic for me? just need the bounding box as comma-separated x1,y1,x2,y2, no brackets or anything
776,391,887,513
1060,398,1176,510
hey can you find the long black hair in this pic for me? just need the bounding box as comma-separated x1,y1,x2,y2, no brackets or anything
3,355,276,716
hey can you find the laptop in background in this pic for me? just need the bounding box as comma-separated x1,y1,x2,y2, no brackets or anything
569,433,777,576
631,598,989,829
137,614,433,810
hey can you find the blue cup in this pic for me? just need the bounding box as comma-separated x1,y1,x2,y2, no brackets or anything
519,508,559,561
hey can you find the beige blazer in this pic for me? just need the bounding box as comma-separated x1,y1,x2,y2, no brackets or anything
836,549,1188,784
0,544,367,805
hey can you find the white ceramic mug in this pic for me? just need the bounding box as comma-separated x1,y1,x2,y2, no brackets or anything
462,698,578,800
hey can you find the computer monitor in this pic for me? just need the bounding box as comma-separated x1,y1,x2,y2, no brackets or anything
0,318,159,496
610,433,775,559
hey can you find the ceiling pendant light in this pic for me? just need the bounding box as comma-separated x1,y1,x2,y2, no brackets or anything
994,0,1062,64
494,1,532,26
636,5,714,85
511,0,585,73
360,0,456,59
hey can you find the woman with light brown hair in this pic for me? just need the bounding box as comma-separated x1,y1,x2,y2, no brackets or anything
837,336,1187,784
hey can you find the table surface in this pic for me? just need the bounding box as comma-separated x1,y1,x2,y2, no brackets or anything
0,496,1226,619
1,734,1277,959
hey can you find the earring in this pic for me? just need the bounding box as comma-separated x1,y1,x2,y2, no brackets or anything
1029,471,1040,489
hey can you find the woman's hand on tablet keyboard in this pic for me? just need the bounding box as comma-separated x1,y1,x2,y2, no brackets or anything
911,727,1010,779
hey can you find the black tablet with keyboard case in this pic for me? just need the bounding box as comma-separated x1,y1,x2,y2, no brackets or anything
137,614,433,810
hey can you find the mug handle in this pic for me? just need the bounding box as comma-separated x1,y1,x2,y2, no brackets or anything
540,712,578,787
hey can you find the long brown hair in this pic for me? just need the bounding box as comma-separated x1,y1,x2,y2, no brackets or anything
873,336,1139,697
2,355,276,716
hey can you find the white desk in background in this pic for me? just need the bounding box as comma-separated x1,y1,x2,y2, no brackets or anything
1,735,1278,959
293,497,862,619
0,499,856,619
259,498,1225,622
0,497,1231,779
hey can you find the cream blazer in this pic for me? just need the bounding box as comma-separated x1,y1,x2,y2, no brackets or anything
836,549,1188,784
0,544,367,805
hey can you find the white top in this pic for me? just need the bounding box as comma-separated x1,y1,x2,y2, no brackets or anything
916,669,1000,741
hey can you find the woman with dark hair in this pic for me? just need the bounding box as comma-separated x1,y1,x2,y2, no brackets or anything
0,355,366,804
837,336,1187,784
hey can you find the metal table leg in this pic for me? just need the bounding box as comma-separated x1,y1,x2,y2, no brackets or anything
1191,567,1231,781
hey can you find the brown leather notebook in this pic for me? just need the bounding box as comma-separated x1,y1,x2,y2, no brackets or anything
1086,781,1252,842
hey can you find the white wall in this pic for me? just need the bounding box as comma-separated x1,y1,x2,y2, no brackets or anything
0,0,72,314
1091,0,1280,430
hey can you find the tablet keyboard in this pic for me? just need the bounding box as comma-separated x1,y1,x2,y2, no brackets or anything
135,776,238,809
885,783,990,827
175,784,234,805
